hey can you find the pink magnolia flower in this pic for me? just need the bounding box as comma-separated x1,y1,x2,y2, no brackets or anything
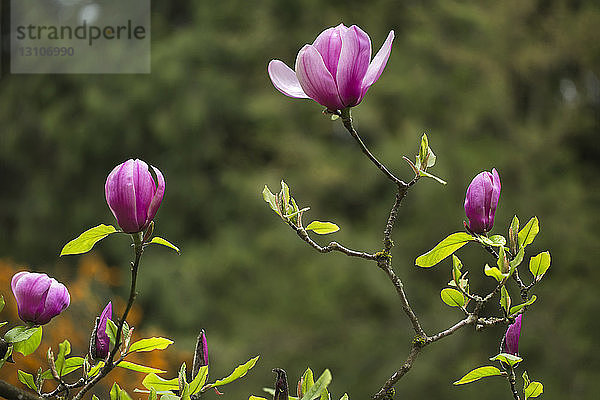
268,24,394,111
464,168,501,234
11,271,70,325
105,159,165,234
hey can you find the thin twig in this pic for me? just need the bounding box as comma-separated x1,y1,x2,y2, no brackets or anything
339,108,407,188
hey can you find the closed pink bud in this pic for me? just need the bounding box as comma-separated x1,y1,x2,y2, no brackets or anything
11,271,70,325
464,168,501,234
105,159,165,233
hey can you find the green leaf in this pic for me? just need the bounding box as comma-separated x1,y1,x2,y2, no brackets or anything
149,388,158,400
0,295,4,313
418,133,429,167
189,365,209,395
415,232,474,268
60,224,117,256
107,318,118,347
93,395,100,400
59,356,85,376
340,394,349,400
300,369,331,400
159,395,180,400
418,169,447,185
262,185,281,216
484,264,506,282
509,295,537,316
12,326,42,356
55,340,71,376
149,237,181,255
302,367,315,395
489,235,507,247
452,255,462,284
111,382,134,400
142,373,180,391
490,353,523,367
180,381,191,400
5,326,40,343
0,345,12,369
118,361,166,374
88,361,104,377
518,217,539,249
280,180,292,215
18,370,37,391
497,246,509,274
211,356,259,387
525,381,543,399
500,286,511,315
250,397,269,400
510,247,525,271
129,337,174,353
529,251,551,281
453,366,503,385
306,221,340,235
440,288,465,308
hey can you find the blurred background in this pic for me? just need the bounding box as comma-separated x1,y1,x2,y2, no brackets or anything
0,0,599,399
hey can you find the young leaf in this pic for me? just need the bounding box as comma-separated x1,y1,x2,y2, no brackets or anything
142,373,180,391
484,264,505,282
418,169,447,185
522,371,531,388
107,318,118,347
415,232,474,268
58,356,85,377
490,353,523,367
250,397,269,400
509,295,537,316
440,288,465,308
262,185,281,217
500,286,511,315
210,356,259,387
518,217,539,249
306,221,340,235
453,366,503,385
5,326,40,343
111,382,134,400
300,369,332,400
60,224,117,256
302,367,315,395
93,395,100,400
55,340,72,376
117,361,166,374
489,235,507,247
525,381,543,399
129,337,174,353
0,295,4,313
280,181,292,215
149,237,181,255
529,251,551,281
149,388,158,400
189,365,209,395
497,246,509,274
88,361,104,377
509,247,525,270
12,326,42,356
340,394,349,400
17,370,37,391
452,255,462,284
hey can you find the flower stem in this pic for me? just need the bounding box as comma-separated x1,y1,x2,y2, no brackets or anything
339,108,407,188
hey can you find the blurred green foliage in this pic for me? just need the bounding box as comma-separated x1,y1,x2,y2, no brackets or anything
1,0,599,399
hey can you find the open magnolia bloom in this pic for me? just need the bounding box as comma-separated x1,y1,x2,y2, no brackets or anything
268,23,394,111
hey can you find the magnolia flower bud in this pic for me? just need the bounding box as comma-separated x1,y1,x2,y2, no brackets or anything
268,24,394,111
11,271,70,326
89,302,112,360
464,168,501,234
504,314,523,355
105,159,165,234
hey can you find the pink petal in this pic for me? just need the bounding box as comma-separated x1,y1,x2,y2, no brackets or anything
133,160,155,228
336,25,372,107
312,24,346,78
106,160,139,233
295,45,344,110
360,30,394,102
36,278,70,325
146,165,165,226
268,60,309,99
